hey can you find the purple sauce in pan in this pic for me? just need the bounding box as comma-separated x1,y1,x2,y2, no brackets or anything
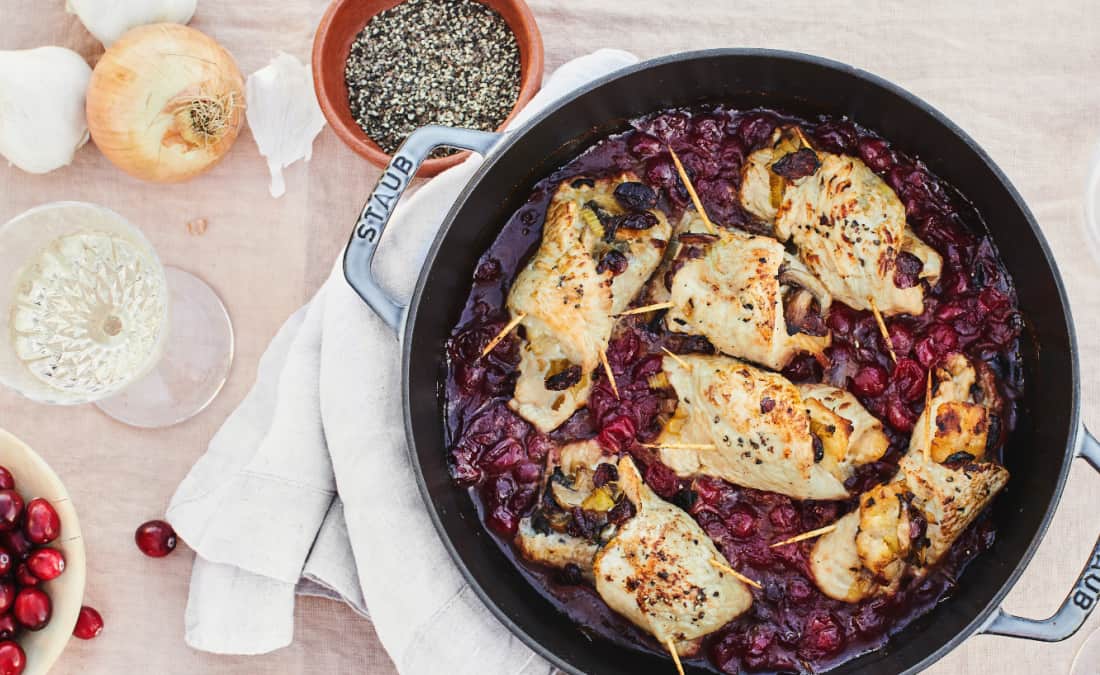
443,107,1024,673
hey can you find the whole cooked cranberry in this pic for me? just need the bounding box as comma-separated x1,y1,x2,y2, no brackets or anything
471,257,501,283
0,641,24,675
0,470,13,492
627,131,662,159
802,613,844,655
768,503,799,531
23,499,59,545
12,588,50,631
73,606,104,640
644,111,690,144
0,494,22,533
788,577,814,601
596,416,635,453
13,567,35,589
26,548,64,582
596,250,628,276
736,113,777,149
613,181,658,211
813,120,858,153
512,461,541,484
852,364,889,398
885,398,917,432
0,615,15,641
644,156,676,188
135,520,177,558
892,358,927,402
858,137,896,173
727,511,756,538
0,585,12,615
643,461,680,499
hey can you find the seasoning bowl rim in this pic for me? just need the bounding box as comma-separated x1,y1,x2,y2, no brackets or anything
312,0,545,177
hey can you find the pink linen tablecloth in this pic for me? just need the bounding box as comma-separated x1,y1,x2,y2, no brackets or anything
1,0,1098,672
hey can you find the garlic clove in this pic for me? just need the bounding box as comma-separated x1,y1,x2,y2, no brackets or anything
245,53,327,198
66,0,197,47
0,47,92,175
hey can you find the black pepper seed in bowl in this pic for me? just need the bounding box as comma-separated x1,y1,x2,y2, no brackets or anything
343,0,522,158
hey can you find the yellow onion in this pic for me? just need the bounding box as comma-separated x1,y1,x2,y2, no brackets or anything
86,23,245,183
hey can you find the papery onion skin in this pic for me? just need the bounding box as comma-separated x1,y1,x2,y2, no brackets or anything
86,23,245,184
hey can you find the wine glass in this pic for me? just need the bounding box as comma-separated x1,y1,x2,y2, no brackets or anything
0,202,233,428
1086,140,1100,264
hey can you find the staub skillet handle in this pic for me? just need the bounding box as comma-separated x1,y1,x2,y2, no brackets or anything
343,126,502,333
980,426,1100,641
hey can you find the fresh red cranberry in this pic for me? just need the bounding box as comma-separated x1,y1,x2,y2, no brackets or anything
0,585,13,615
0,615,15,641
135,520,177,558
0,641,24,675
851,364,889,398
0,470,13,492
73,606,104,640
12,588,50,631
0,549,12,578
23,499,60,545
26,549,64,582
0,494,22,533
12,567,34,590
0,534,29,563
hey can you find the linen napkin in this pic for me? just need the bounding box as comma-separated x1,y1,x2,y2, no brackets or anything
167,48,639,669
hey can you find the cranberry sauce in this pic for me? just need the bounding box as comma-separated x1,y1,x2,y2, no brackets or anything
443,107,1024,674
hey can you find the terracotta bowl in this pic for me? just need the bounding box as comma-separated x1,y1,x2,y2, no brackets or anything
0,429,86,675
312,0,544,177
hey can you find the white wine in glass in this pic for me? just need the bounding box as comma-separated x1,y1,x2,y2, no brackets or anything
0,202,233,427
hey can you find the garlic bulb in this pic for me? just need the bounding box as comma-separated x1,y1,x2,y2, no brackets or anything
245,53,326,198
66,0,197,47
86,23,245,183
0,47,92,174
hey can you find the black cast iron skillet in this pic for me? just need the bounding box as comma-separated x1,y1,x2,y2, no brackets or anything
342,50,1100,673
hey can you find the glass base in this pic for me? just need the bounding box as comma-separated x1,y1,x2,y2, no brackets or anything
95,267,233,428
1072,627,1100,675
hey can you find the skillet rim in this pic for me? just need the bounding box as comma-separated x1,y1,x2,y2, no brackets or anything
401,47,1081,674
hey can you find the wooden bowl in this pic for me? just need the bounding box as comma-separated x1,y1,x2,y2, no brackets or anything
0,429,85,675
312,0,544,177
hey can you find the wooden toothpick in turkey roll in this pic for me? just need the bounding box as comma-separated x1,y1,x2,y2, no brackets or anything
660,347,691,371
708,558,762,589
480,311,526,358
614,301,674,317
668,145,717,234
923,369,934,462
867,297,897,364
769,523,839,547
666,638,686,675
598,346,620,399
640,442,717,450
